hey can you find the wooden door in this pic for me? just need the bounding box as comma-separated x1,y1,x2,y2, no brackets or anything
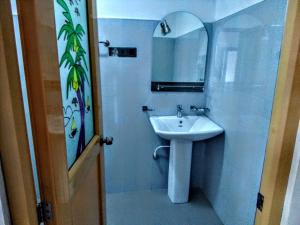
16,0,107,225
0,1,39,224
255,0,300,224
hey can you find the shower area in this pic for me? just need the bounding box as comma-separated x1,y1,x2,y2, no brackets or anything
97,0,288,225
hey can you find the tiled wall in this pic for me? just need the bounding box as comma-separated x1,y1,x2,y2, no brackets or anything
204,0,288,224
98,19,206,193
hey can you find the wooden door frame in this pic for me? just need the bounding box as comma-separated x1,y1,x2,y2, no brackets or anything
255,0,300,224
16,0,73,224
0,1,39,225
15,0,106,224
1,0,300,225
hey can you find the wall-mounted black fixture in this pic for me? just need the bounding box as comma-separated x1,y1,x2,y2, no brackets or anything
109,47,137,57
142,106,154,112
99,40,110,47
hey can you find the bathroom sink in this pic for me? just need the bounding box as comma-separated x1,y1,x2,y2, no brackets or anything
149,115,223,204
149,115,223,141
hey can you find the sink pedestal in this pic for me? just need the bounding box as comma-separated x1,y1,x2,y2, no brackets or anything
149,115,224,203
168,139,193,203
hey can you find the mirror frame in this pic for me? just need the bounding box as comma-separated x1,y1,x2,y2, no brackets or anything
151,11,208,92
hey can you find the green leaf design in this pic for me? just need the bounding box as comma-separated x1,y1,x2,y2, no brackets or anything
57,0,73,24
57,0,69,13
58,23,73,40
75,48,88,69
75,24,85,40
63,12,73,23
76,64,89,85
65,34,75,52
60,51,74,69
57,0,90,100
66,67,74,98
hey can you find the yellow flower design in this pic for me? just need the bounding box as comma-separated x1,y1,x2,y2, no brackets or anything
71,117,76,131
73,37,79,52
72,69,79,91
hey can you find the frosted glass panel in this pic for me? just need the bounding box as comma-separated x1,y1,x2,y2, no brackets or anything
54,0,94,168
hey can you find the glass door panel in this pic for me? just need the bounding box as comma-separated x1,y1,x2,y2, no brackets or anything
54,0,95,168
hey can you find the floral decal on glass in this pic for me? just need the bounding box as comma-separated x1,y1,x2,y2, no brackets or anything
54,0,94,168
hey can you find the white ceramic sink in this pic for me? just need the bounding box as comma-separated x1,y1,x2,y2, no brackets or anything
149,115,223,204
149,115,223,141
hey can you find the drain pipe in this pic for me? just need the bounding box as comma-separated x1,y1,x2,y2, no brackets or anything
153,146,170,160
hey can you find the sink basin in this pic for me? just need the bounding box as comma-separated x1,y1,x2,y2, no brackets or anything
150,115,223,141
149,115,224,204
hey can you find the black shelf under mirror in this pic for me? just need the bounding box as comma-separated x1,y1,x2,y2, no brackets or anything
151,82,204,92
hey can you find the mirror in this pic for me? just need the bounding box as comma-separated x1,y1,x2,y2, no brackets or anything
151,11,208,92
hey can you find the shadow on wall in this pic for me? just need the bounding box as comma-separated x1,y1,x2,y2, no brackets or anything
203,134,225,204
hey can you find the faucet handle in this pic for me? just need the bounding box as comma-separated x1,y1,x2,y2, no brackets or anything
190,105,196,111
177,104,183,110
190,105,210,113
205,107,210,112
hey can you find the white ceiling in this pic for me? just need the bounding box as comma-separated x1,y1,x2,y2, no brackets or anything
10,0,265,23
97,0,264,22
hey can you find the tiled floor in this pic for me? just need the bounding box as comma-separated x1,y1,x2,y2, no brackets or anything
106,189,223,225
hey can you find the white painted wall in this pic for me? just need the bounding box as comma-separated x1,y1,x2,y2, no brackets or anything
0,162,11,225
7,0,267,23
10,0,17,15
215,0,264,20
97,0,217,22
10,0,265,22
97,0,266,22
281,122,300,225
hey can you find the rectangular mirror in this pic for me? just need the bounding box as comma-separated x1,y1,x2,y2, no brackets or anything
151,11,208,92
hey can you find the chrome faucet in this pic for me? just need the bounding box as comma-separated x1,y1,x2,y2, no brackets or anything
177,105,184,118
190,105,210,114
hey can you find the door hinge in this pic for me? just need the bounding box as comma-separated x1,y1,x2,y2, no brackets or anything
257,192,264,211
37,202,52,224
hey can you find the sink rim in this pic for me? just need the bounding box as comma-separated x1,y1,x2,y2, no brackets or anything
149,115,224,141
